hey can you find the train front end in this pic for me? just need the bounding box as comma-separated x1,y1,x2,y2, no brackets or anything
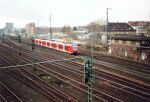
72,43,79,55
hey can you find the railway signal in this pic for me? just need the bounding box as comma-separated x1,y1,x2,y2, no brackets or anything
31,36,35,51
31,36,36,71
84,56,92,83
84,56,93,102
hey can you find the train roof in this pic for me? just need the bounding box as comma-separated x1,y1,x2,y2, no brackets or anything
35,38,76,45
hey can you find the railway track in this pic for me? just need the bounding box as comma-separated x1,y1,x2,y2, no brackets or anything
0,45,77,102
0,94,7,102
33,48,150,101
35,51,150,101
1,37,150,101
80,49,150,75
0,38,117,100
94,56,150,75
0,42,106,102
0,82,23,102
0,41,148,101
0,40,121,101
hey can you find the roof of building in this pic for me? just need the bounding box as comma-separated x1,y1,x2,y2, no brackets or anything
128,21,150,26
111,34,150,41
105,22,135,32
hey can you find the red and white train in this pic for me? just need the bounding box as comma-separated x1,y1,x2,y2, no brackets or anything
35,39,79,54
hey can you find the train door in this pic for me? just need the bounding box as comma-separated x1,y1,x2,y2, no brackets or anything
141,52,146,60
39,40,42,45
47,42,51,47
58,43,63,51
62,44,65,51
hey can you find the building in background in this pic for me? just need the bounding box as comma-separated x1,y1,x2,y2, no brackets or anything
4,22,14,34
6,23,13,30
35,27,61,35
105,22,136,35
35,27,49,35
99,22,136,44
26,22,61,37
128,21,150,36
26,23,36,37
109,34,150,61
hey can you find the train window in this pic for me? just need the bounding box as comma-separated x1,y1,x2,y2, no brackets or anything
47,42,50,46
73,45,78,50
65,46,68,50
51,43,54,47
35,40,38,43
52,43,57,48
39,41,41,44
54,44,57,48
42,41,46,45
68,46,71,50
58,45,63,49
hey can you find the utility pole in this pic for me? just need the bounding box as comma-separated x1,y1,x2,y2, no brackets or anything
37,20,39,38
106,8,111,44
91,31,94,60
49,14,52,40
106,8,108,43
91,24,94,64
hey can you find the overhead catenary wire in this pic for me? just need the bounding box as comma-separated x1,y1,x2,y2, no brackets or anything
0,57,80,70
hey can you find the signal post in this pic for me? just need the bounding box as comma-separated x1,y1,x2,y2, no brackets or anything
84,56,94,102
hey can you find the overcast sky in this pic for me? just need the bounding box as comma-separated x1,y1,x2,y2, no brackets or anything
0,0,150,28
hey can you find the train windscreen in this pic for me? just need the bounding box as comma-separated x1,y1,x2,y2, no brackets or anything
72,43,78,50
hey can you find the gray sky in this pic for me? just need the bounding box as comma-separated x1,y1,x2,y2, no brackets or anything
0,0,150,28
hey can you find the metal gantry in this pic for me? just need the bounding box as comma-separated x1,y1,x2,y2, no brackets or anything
84,56,93,102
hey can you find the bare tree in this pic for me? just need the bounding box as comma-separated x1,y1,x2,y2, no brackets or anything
73,26,77,31
61,25,72,34
84,19,107,51
87,18,106,33
87,19,105,44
